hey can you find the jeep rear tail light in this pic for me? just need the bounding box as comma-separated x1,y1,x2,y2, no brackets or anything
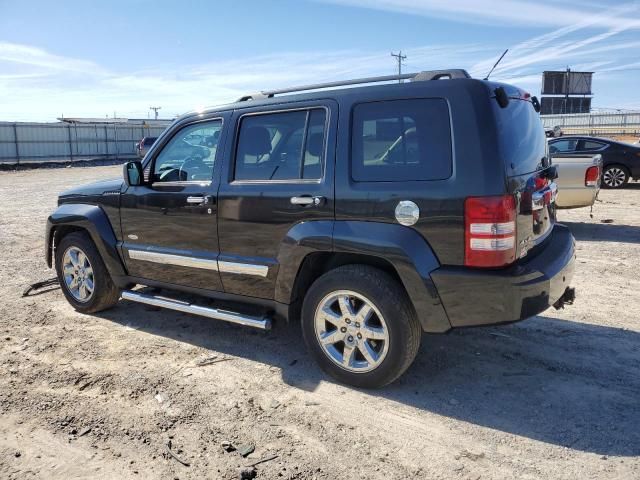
465,195,517,268
585,166,599,186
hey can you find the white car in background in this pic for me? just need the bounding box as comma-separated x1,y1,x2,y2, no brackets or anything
548,138,603,209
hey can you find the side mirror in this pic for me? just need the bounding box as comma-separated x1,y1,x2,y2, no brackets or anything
123,161,144,187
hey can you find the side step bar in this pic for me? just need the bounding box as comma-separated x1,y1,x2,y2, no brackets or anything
121,290,272,330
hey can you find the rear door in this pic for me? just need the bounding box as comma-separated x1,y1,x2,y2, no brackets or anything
216,100,337,298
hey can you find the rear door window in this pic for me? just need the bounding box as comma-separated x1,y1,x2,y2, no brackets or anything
579,140,606,151
234,108,326,181
351,99,452,182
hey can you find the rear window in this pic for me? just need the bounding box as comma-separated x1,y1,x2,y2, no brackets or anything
493,98,546,176
351,99,452,182
580,140,606,150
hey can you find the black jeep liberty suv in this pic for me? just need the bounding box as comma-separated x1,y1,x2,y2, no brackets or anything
46,69,576,388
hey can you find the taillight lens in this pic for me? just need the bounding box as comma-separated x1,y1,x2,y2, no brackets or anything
465,195,517,268
585,166,599,186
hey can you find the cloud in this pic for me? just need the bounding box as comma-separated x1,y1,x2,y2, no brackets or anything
317,0,640,29
2,1,640,123
0,42,107,75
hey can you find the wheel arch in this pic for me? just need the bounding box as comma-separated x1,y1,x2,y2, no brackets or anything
275,220,451,333
603,162,631,175
46,203,126,279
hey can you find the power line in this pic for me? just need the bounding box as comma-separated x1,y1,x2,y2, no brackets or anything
391,51,407,83
149,106,162,120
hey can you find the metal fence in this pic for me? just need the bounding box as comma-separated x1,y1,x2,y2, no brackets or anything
0,121,170,165
541,111,640,137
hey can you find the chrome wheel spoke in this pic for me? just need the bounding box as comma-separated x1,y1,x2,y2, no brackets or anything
361,325,386,340
318,306,343,327
63,264,75,276
358,340,378,365
355,303,373,323
338,295,355,317
69,249,80,267
342,343,356,368
319,329,343,346
84,277,94,293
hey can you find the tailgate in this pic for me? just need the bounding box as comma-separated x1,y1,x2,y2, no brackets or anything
490,90,556,257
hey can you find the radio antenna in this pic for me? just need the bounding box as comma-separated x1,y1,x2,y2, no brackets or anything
484,49,509,80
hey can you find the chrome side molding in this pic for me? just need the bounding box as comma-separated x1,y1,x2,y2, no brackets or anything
127,249,219,271
218,260,269,277
121,290,272,330
126,248,269,277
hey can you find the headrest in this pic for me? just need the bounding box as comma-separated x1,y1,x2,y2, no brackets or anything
306,133,323,157
241,126,272,156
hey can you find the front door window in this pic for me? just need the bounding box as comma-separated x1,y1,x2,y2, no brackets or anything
151,120,222,183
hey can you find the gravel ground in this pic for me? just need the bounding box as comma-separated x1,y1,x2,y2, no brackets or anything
0,165,639,480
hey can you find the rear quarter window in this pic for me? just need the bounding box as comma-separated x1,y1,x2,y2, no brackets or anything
493,98,546,176
351,99,452,182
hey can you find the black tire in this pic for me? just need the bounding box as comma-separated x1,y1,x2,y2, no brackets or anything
55,231,120,313
601,165,629,189
301,265,421,388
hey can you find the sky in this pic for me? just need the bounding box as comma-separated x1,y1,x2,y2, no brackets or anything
0,0,639,121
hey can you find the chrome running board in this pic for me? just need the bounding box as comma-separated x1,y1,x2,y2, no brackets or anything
121,290,272,330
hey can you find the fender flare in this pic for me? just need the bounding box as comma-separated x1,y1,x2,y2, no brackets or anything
275,220,451,333
46,203,126,278
274,220,334,304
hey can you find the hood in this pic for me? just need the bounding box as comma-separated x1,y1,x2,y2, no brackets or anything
58,178,123,203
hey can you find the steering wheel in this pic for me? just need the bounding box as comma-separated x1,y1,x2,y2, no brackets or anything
179,156,207,181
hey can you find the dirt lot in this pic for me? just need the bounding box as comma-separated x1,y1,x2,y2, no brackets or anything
1,165,639,480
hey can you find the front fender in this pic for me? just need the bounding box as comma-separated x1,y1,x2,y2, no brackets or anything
332,221,451,333
46,203,126,278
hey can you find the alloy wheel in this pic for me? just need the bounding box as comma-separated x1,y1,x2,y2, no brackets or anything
603,167,626,188
314,290,389,373
62,246,95,302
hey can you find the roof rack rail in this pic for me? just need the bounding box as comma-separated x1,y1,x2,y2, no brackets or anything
237,69,471,101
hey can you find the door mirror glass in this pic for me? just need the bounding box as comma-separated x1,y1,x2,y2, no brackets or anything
123,161,144,186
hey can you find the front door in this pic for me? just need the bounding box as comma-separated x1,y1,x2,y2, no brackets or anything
119,115,227,291
217,101,337,298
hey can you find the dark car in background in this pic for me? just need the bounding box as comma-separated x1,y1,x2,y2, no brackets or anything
136,137,158,158
548,136,640,188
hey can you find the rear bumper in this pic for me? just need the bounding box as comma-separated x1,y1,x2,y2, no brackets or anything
431,225,576,328
556,186,598,209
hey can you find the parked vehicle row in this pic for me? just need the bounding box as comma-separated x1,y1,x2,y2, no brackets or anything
46,69,576,388
549,136,640,189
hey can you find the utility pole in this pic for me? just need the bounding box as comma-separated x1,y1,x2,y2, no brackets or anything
563,66,570,114
391,51,407,82
150,106,161,120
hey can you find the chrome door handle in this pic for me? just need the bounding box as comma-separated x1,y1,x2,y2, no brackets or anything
186,196,206,204
290,196,325,206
